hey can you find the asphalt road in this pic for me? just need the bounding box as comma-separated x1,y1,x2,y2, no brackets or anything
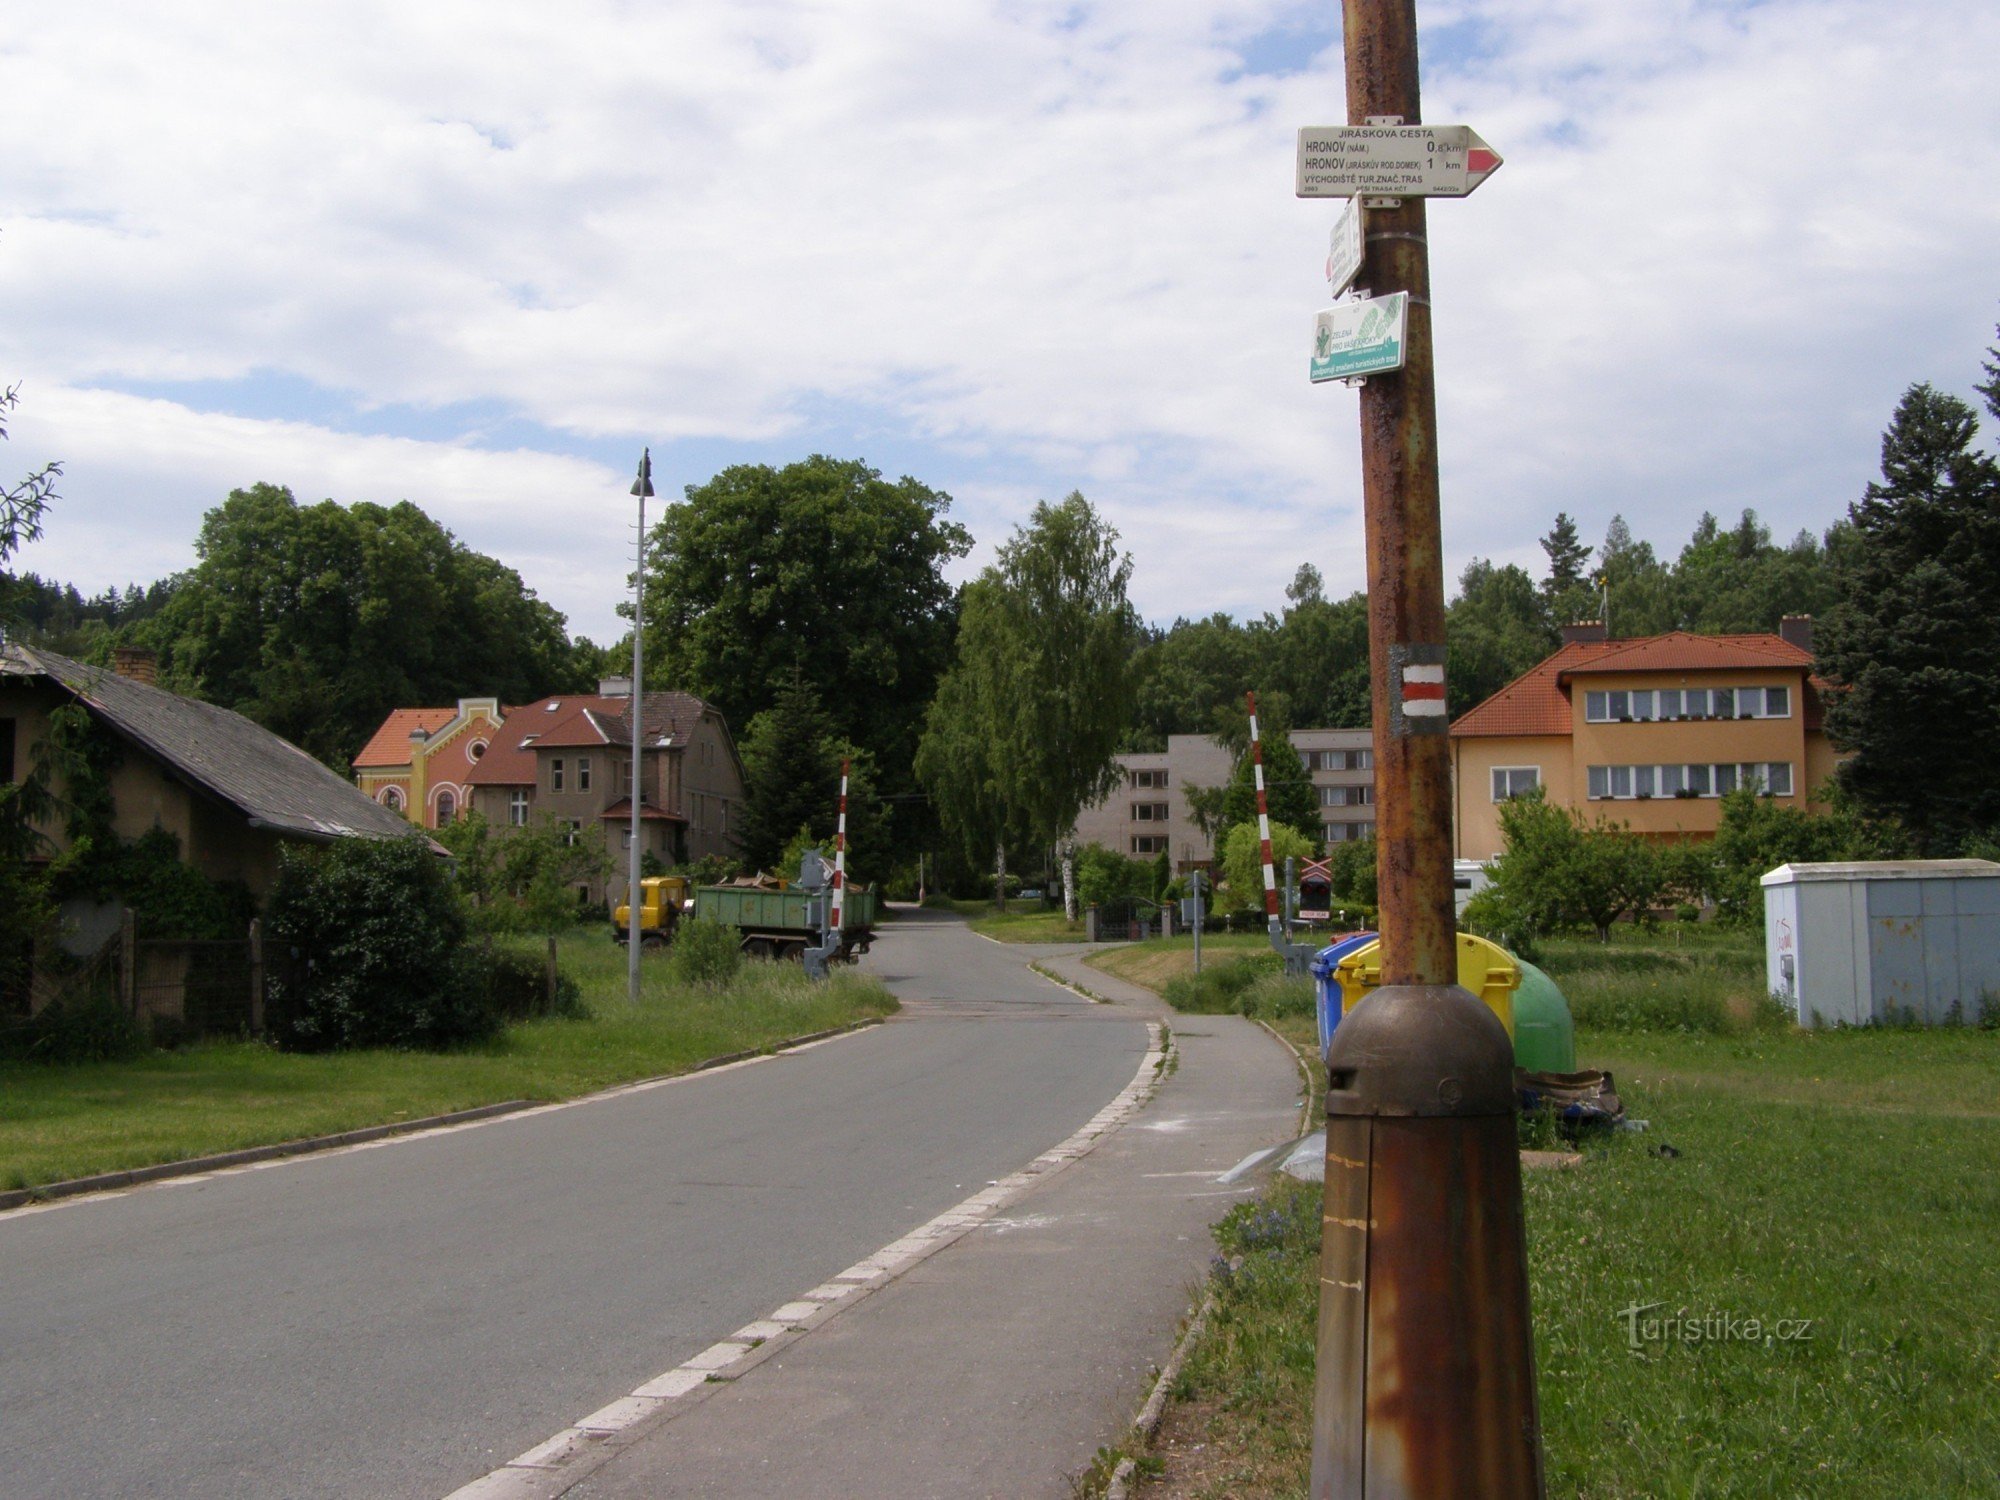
0,911,1148,1499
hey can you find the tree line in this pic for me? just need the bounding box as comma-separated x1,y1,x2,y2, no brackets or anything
7,310,1997,905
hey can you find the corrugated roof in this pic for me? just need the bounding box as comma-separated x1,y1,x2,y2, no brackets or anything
1453,631,1818,739
352,708,456,768
3,645,419,843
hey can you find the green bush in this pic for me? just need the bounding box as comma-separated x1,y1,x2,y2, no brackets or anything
481,944,587,1021
267,835,500,1052
0,994,150,1064
668,917,744,988
1164,953,1293,1015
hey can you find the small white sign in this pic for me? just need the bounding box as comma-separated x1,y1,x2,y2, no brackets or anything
1311,293,1408,383
1296,125,1503,199
1326,197,1364,299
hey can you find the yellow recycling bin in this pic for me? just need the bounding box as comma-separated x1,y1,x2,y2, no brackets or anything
1332,930,1519,1039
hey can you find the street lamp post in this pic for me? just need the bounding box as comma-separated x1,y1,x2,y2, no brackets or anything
627,449,654,1007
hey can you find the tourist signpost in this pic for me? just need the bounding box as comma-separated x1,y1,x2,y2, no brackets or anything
1295,123,1504,199
1296,9,1539,1499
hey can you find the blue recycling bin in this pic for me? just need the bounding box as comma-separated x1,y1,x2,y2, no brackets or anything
1310,932,1378,1063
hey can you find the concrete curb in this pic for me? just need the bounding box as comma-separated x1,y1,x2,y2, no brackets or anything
1104,1290,1216,1500
0,1017,887,1216
442,1020,1173,1500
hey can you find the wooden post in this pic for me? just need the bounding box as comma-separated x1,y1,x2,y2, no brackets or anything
120,908,137,1018
248,917,265,1033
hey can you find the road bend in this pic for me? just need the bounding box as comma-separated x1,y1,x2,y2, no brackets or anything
0,909,1145,1499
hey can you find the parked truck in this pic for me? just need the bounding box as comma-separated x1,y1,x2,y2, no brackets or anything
613,875,878,964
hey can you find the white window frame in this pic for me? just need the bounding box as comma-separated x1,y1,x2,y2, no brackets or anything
577,756,592,793
1491,766,1540,801
550,757,565,793
509,788,529,826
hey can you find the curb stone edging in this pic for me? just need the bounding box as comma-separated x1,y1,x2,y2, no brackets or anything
1103,1291,1217,1500
0,1017,888,1216
443,1019,1171,1500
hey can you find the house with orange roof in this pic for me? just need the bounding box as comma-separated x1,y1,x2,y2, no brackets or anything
1449,618,1844,862
352,698,504,829
463,678,744,903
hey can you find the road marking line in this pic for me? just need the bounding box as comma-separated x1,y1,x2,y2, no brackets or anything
442,1020,1168,1500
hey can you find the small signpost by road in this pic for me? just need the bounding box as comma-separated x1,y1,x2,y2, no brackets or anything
1309,292,1407,383
1325,195,1364,299
1295,123,1503,199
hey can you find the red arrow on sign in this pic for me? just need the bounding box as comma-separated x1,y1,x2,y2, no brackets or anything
1467,147,1501,176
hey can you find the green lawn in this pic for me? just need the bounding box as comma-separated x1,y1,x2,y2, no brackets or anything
0,929,897,1193
1119,929,2000,1499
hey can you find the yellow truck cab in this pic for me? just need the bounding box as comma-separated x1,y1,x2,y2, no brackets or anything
612,875,690,946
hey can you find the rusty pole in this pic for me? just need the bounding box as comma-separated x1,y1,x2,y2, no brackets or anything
1311,1,1544,1495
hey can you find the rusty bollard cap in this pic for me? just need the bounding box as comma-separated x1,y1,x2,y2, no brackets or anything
1324,983,1515,1118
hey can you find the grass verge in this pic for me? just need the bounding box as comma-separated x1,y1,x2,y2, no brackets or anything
942,897,1093,942
1118,930,2000,1498
0,928,897,1193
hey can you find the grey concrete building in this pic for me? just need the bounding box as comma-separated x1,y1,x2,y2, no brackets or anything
1070,727,1377,867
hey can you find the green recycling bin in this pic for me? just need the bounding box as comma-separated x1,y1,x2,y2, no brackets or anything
1510,958,1577,1073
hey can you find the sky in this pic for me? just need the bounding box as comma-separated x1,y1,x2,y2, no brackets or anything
3,0,1996,646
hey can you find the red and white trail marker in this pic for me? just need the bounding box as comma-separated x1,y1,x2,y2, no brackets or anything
1400,663,1447,718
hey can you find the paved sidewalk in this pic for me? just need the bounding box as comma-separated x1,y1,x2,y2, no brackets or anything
567,946,1302,1500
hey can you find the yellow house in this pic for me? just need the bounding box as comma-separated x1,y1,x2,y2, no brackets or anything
352,698,503,829
1449,619,1841,862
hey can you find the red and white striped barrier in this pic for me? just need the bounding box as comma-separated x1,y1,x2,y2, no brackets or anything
1247,691,1282,934
830,759,849,934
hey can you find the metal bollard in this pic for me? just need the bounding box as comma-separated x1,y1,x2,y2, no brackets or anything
1314,983,1543,1497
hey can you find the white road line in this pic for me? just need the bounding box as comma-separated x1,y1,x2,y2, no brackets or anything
442,1021,1168,1500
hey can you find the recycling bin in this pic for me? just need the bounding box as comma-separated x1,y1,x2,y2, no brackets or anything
1310,932,1379,1062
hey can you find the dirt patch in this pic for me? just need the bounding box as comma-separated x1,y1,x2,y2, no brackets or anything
1132,1389,1303,1499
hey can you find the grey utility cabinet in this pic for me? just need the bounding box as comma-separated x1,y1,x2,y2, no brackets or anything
1761,860,2000,1026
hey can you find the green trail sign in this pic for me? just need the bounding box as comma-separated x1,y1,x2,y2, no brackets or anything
1310,292,1408,383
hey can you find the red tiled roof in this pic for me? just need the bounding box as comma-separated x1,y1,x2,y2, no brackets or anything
1554,632,1812,681
1453,632,1816,739
465,692,718,786
1450,640,1620,738
353,708,455,768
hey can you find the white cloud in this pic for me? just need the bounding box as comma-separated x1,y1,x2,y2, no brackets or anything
1,0,1995,643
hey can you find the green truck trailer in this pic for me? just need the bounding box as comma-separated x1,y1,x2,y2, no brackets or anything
613,876,878,964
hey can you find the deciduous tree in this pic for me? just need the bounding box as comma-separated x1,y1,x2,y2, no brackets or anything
642,456,970,802
915,494,1136,917
142,485,585,766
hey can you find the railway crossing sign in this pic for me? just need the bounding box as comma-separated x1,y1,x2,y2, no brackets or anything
1296,124,1502,199
1310,292,1407,383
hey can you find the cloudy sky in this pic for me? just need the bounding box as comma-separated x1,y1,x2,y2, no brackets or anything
3,0,1996,644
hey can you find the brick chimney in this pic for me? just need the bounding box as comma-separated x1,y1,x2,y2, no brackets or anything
111,646,158,683
1779,614,1814,654
1560,620,1608,645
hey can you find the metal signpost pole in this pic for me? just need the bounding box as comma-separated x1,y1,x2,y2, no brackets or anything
1192,870,1203,975
1307,2,1543,1495
627,449,654,1007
